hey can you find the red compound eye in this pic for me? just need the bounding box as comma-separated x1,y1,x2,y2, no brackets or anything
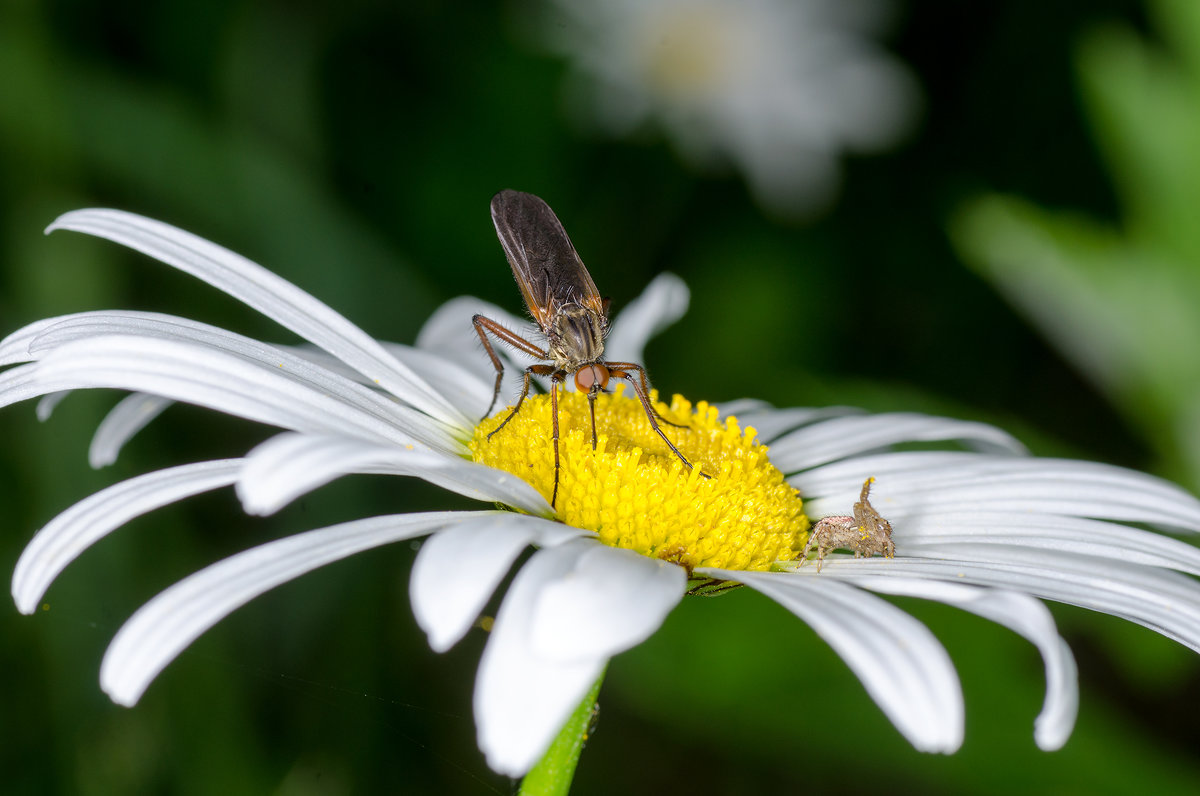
574,363,610,392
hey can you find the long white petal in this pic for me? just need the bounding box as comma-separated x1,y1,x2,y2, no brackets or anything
769,413,1026,472
101,511,487,706
16,310,216,357
263,339,494,423
418,294,537,365
0,362,47,406
5,335,455,452
46,209,467,428
22,312,459,448
476,540,685,776
527,544,686,663
603,273,689,363
416,296,533,366
723,404,863,444
411,514,589,652
899,511,1200,578
8,311,475,463
414,295,549,410
799,554,1200,653
12,460,243,614
35,391,70,421
0,313,69,364
237,432,552,517
78,347,488,470
713,398,772,416
381,342,493,420
843,577,1077,751
710,569,964,753
89,393,174,467
796,452,1200,531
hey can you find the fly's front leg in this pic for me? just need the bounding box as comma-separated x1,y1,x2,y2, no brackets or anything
603,361,688,429
489,363,557,440
472,314,549,420
549,371,567,508
610,366,709,479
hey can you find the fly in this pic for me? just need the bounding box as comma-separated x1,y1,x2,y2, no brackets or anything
473,189,701,507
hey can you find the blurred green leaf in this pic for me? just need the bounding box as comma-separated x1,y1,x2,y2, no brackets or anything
952,0,1200,488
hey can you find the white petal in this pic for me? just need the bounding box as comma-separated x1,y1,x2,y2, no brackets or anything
22,312,460,450
22,311,224,357
381,342,494,420
602,273,689,363
899,511,1200,578
46,209,467,428
35,391,70,421
713,398,771,416
89,393,175,468
769,413,1026,472
415,295,540,395
528,543,686,662
796,452,1200,531
843,577,1077,751
411,514,589,652
709,569,964,753
272,344,372,383
266,339,493,422
8,335,455,452
101,511,486,706
12,460,242,614
475,539,685,776
802,554,1200,654
722,404,863,443
0,362,47,406
0,313,66,364
416,296,531,357
237,432,552,517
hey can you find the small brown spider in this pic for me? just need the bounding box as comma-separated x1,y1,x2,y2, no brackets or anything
800,477,895,572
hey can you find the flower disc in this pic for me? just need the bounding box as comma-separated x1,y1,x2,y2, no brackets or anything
471,389,809,571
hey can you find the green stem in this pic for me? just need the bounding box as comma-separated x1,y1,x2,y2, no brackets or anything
518,671,606,796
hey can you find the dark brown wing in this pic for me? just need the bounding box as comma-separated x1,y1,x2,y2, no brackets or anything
490,190,605,330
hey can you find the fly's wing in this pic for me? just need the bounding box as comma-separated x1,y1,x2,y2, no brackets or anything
490,190,605,330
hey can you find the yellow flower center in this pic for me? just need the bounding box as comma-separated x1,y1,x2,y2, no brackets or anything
469,389,810,572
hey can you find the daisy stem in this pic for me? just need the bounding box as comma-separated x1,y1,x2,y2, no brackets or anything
518,670,605,796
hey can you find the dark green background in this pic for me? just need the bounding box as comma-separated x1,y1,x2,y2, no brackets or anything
3,1,1198,794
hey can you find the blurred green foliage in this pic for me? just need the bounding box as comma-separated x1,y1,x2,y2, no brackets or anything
2,1,1199,794
954,0,1200,492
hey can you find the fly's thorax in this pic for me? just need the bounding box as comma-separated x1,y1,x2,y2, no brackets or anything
547,303,606,369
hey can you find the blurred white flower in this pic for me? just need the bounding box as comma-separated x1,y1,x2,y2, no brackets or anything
6,210,1200,780
540,0,918,215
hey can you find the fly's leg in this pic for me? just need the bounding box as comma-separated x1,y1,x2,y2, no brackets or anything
488,364,557,440
550,372,566,507
603,360,688,429
472,314,549,420
610,365,709,479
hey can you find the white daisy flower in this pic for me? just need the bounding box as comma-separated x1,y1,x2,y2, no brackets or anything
538,0,918,215
7,209,1200,783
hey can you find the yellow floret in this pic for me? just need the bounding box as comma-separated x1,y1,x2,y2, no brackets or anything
469,388,809,572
